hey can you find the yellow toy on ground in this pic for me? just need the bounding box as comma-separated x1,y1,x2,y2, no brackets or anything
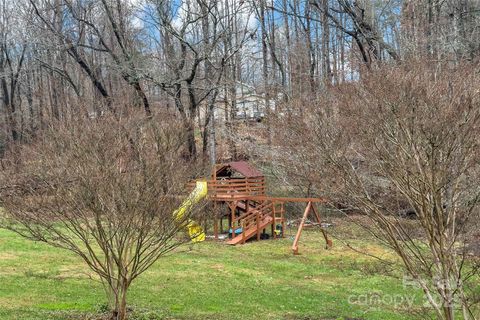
173,180,207,242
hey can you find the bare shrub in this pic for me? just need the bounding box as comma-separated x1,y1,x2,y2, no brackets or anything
274,62,480,319
0,110,202,320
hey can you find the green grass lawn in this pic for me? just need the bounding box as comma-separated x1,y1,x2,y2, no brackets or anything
0,226,425,320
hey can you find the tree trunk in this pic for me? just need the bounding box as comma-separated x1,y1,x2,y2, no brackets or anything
187,81,197,160
111,279,129,320
321,0,332,84
0,71,17,141
281,0,291,92
259,0,271,145
186,120,196,160
200,2,215,164
304,2,316,92
132,80,151,116
208,97,216,165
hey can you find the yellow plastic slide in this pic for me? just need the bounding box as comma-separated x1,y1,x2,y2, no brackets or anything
173,180,207,242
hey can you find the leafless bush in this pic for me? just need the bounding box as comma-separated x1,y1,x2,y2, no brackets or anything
0,110,203,320
274,62,480,320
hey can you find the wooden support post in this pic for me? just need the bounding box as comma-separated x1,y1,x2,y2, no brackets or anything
228,201,236,238
256,211,260,241
230,201,236,231
271,202,276,239
212,164,217,180
322,230,333,249
242,220,246,244
292,202,312,255
311,203,322,224
311,204,333,249
281,202,285,238
213,202,218,240
227,213,231,237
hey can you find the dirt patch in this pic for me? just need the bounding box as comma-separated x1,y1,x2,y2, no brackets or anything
210,264,225,272
0,267,21,276
0,252,17,260
0,297,34,308
56,265,95,280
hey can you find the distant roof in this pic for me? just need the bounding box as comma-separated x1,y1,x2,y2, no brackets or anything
216,161,264,178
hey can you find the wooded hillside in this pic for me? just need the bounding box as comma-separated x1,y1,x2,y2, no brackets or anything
2,0,479,161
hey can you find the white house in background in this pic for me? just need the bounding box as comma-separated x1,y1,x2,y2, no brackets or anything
214,82,275,121
235,93,267,120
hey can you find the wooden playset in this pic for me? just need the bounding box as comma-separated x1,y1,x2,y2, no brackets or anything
188,161,332,254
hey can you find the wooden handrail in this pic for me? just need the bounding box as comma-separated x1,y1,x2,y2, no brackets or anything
187,178,266,198
236,200,262,220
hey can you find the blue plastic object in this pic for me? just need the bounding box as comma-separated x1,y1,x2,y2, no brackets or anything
229,227,243,235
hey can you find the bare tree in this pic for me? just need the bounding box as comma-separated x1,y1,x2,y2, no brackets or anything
274,62,480,320
0,0,27,141
0,110,203,320
27,0,155,115
143,0,251,160
27,0,113,109
311,0,400,67
401,0,480,61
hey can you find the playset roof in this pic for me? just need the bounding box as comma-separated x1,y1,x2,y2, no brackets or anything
215,161,264,178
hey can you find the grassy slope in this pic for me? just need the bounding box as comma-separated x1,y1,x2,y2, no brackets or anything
0,227,424,320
